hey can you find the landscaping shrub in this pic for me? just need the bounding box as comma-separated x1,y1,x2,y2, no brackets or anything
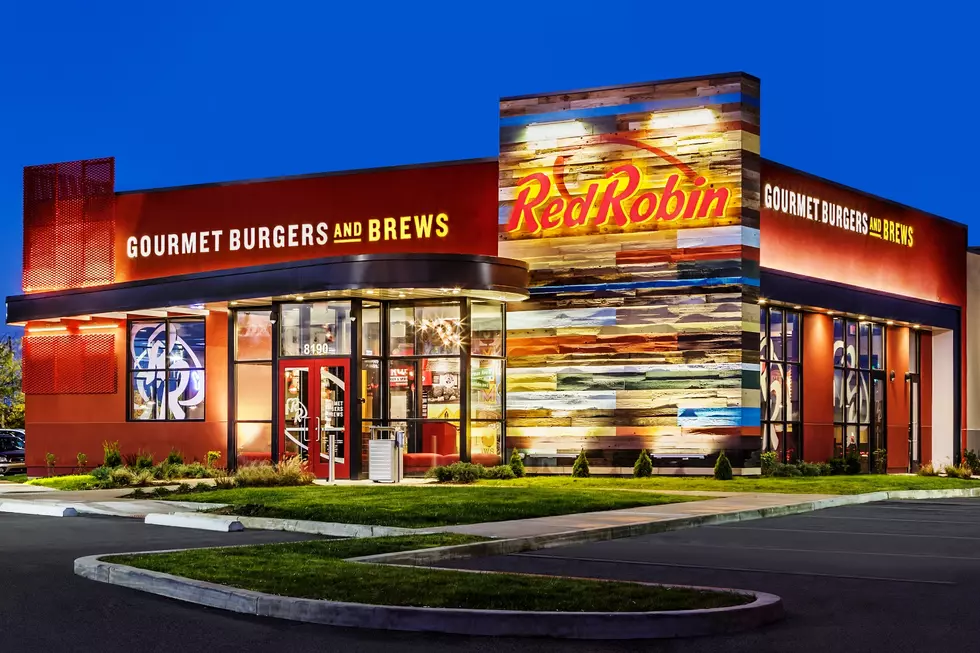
233,457,315,488
91,466,112,483
206,450,222,468
572,449,590,478
75,452,88,473
508,449,526,478
714,451,733,481
447,462,485,484
771,462,802,477
844,453,861,475
45,453,56,476
214,476,236,490
963,449,980,476
828,457,845,475
483,465,516,480
110,467,135,487
760,451,778,477
917,462,938,477
130,488,146,498
425,465,454,483
177,482,193,494
165,448,184,466
796,461,822,477
103,441,123,468
873,448,888,474
134,450,155,471
633,449,653,478
945,463,973,479
817,462,832,477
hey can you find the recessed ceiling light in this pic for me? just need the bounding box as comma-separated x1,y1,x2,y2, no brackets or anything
827,311,835,315
229,301,238,306
758,298,767,305
793,305,802,310
295,295,304,302
886,320,894,325
913,324,920,329
858,315,867,320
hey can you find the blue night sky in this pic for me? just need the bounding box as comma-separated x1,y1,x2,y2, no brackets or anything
0,1,974,310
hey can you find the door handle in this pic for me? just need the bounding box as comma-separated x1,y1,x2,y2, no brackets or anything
313,417,321,442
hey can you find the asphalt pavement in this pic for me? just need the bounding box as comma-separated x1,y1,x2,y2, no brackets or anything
4,499,980,652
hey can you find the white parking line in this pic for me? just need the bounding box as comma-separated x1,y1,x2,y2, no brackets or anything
640,540,980,562
511,553,957,586
805,514,980,525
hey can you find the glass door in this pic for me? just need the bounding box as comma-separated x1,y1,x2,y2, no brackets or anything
279,359,350,479
908,373,921,472
870,372,887,473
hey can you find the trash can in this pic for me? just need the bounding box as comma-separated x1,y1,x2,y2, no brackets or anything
368,426,403,483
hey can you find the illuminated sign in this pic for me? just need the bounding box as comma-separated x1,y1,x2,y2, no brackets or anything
763,183,913,248
505,136,731,234
125,213,450,260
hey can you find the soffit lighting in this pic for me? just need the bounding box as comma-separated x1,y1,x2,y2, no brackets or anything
858,315,867,320
793,305,802,310
758,298,767,305
886,320,895,326
650,108,716,130
827,311,836,315
295,295,304,302
913,324,920,329
28,326,67,334
78,323,119,330
525,119,587,141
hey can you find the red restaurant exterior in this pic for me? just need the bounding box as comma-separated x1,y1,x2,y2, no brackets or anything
7,72,970,477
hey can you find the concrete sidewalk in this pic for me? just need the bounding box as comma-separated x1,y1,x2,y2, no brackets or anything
0,484,225,518
431,492,837,539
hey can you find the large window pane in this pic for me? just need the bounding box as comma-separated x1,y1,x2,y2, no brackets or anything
130,319,206,421
422,358,460,420
417,305,462,356
845,320,857,368
362,305,381,356
471,421,502,466
858,322,870,369
389,361,416,419
130,371,165,420
833,318,845,366
785,311,800,362
471,358,503,420
236,363,272,421
787,364,801,422
235,310,273,361
767,364,784,421
236,422,272,466
168,369,206,420
871,324,884,370
833,369,844,422
280,301,351,356
858,371,870,423
389,306,416,356
759,308,769,361
770,308,783,360
472,302,503,357
361,359,383,421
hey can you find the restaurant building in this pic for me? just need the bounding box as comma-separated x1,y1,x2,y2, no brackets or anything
8,72,969,477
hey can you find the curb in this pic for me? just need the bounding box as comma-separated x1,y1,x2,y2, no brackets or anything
351,487,980,565
0,500,78,517
73,553,783,639
145,513,244,532
231,515,420,538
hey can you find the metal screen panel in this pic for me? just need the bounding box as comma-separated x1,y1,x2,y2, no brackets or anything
23,334,117,394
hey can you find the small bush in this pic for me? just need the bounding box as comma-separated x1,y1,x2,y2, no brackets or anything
151,486,172,498
449,462,486,484
131,469,155,487
483,465,516,480
45,453,56,476
134,450,154,471
873,448,888,474
425,465,454,483
771,462,802,477
508,449,526,478
110,467,135,487
206,450,221,468
713,451,733,481
130,488,146,498
91,466,111,482
963,449,980,476
633,449,653,478
844,453,861,475
214,476,236,490
817,462,832,477
103,441,122,468
165,448,184,466
75,452,88,473
828,457,845,475
945,463,973,479
796,461,822,477
177,482,193,494
572,449,590,478
760,451,778,477
233,457,315,488
918,461,939,477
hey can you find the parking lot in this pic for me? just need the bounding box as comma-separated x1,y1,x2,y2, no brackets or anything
446,498,980,652
4,499,980,652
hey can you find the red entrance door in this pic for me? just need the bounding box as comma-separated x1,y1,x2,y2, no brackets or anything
279,359,350,479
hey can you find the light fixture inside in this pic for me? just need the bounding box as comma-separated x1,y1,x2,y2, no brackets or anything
650,108,716,130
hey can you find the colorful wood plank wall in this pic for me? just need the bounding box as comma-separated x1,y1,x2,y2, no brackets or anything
499,73,761,473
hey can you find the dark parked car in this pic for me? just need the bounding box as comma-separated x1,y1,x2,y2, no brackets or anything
0,432,26,476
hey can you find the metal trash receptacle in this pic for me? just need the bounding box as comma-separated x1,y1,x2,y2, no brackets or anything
368,426,403,483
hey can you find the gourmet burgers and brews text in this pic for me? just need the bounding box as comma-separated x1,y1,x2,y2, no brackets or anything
764,183,913,248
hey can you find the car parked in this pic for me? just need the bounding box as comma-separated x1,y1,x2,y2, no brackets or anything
0,432,26,476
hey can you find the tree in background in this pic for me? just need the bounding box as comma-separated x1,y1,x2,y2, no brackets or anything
0,337,25,430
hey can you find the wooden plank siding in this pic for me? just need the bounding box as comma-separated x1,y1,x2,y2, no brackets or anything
500,74,761,473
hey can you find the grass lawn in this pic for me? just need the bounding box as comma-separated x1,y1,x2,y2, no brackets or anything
478,475,980,495
164,485,706,528
0,473,27,483
25,475,101,491
106,534,748,612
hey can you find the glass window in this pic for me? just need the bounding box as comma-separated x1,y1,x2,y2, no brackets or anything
858,322,870,369
833,318,845,366
362,305,381,356
472,302,503,356
235,310,273,361
871,324,884,370
129,319,206,421
422,358,461,420
785,311,800,363
236,363,272,421
471,421,502,466
834,318,884,472
236,422,272,466
417,305,462,356
770,308,783,359
471,358,503,420
361,359,383,421
389,361,417,420
280,301,351,357
760,307,802,462
389,306,416,356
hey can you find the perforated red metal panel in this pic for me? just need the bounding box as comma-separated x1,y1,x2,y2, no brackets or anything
23,334,117,394
23,158,115,293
